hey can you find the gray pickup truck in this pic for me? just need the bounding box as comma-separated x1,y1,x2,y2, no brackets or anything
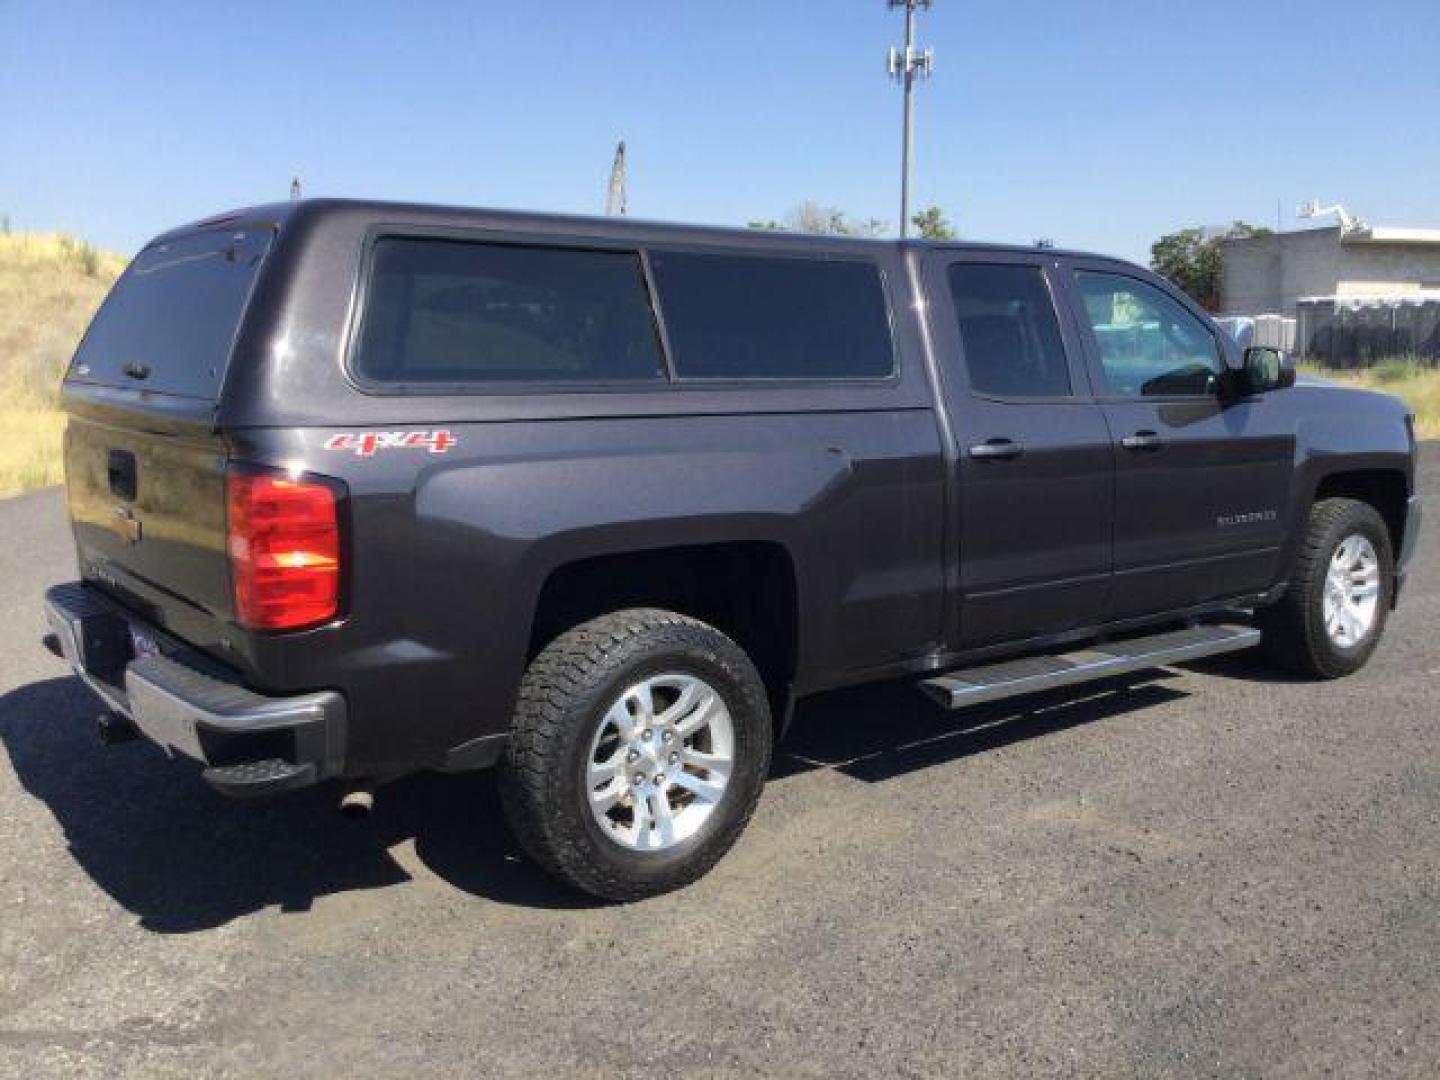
44,199,1421,899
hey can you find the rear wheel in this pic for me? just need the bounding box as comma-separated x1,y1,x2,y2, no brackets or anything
1257,497,1393,678
499,609,771,901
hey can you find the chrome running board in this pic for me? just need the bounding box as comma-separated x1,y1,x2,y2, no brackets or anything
918,623,1261,710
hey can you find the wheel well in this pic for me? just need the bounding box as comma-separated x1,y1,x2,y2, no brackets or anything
1315,470,1408,555
529,543,799,719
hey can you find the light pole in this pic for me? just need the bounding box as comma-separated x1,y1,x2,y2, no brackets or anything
888,1,933,238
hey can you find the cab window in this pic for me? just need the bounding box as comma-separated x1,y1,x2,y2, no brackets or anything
1074,272,1222,397
947,263,1072,397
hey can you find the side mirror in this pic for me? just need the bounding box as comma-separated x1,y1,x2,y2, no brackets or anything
1240,346,1296,394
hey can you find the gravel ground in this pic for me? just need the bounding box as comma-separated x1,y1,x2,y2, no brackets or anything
0,452,1435,1078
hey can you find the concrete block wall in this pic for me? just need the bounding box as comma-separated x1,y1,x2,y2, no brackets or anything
1220,234,1285,315
1221,226,1440,318
1335,244,1440,295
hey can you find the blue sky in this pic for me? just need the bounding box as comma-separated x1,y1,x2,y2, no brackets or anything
3,0,1437,261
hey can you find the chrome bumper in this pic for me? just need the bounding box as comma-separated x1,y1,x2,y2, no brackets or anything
43,582,346,797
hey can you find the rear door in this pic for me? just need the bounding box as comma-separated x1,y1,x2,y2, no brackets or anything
62,226,273,641
1058,261,1294,618
925,251,1113,649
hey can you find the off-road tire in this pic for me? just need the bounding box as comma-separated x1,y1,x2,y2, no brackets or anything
498,609,772,901
1256,497,1393,679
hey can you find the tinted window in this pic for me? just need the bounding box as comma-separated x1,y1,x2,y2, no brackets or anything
947,263,1071,397
649,252,893,380
69,228,270,399
1075,271,1222,397
352,238,665,385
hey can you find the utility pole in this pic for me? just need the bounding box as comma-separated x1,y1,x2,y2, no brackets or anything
888,1,933,238
605,141,628,217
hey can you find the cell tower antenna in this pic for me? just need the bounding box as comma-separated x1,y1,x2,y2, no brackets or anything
888,1,934,238
606,141,628,217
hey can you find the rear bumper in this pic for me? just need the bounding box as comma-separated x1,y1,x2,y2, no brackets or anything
44,582,346,797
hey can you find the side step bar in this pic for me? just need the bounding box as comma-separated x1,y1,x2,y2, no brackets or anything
918,623,1261,710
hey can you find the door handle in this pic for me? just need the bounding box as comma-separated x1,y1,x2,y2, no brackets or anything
967,438,1023,461
1120,430,1164,452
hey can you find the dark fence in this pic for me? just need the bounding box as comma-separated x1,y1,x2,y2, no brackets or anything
1297,297,1440,369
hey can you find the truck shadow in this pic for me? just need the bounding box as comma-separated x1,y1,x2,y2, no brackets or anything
773,670,1187,783
1178,649,1314,684
2,669,1189,931
0,676,582,931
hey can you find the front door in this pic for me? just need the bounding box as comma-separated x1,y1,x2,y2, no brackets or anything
1059,262,1295,619
926,253,1114,649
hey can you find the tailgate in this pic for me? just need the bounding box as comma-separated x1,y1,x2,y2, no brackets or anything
60,224,273,643
65,411,232,634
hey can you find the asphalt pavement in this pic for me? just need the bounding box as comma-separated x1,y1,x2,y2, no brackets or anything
0,453,1436,1078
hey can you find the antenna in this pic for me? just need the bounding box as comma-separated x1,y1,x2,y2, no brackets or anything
605,141,628,217
888,1,934,238
290,176,302,201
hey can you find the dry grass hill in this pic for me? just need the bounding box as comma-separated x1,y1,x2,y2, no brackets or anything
0,232,126,496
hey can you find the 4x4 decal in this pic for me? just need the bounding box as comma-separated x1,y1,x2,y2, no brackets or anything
324,430,457,457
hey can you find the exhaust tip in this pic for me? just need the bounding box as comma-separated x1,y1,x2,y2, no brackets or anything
96,712,140,746
338,788,374,820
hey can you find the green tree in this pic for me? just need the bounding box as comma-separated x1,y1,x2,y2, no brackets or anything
1150,221,1272,311
910,205,957,240
1150,227,1218,308
1225,221,1272,240
749,202,889,238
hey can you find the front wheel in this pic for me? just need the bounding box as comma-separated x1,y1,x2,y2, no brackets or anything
1257,497,1394,678
498,609,772,901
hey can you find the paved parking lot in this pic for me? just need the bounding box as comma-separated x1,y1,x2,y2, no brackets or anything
1,452,1436,1077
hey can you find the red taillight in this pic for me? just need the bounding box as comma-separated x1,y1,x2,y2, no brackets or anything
226,470,342,631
